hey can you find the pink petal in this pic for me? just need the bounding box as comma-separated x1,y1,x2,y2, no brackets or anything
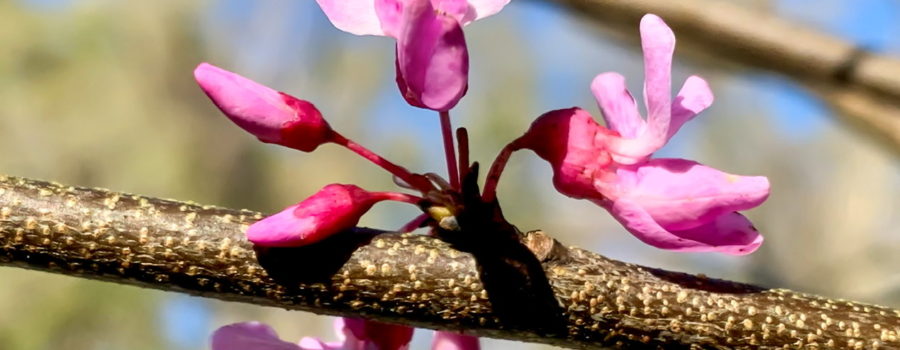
246,184,378,247
669,75,714,140
605,14,676,164
193,63,332,152
598,158,770,231
297,337,340,350
639,14,674,142
341,318,366,342
461,0,511,24
432,331,480,350
342,318,414,350
608,199,763,255
374,0,405,38
315,0,386,36
517,108,616,201
374,0,467,40
395,0,469,111
669,212,764,255
591,72,643,138
211,322,301,350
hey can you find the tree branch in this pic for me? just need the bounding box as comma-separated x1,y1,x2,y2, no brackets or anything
1,174,898,349
547,0,900,154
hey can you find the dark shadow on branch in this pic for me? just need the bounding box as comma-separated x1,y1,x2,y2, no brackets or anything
254,228,381,285
434,163,568,336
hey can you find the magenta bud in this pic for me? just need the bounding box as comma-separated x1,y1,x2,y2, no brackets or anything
193,63,332,152
247,184,378,247
394,0,469,112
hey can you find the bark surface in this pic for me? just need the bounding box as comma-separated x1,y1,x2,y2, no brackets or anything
1,175,898,349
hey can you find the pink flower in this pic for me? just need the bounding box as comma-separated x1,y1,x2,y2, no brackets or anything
590,15,714,165
314,0,510,111
211,319,479,350
247,184,421,247
500,14,769,254
194,63,333,152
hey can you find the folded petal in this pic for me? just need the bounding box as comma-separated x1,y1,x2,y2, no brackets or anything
316,0,386,36
432,331,480,350
374,0,406,37
669,212,764,255
297,337,339,350
395,0,469,111
598,158,769,231
316,0,511,35
194,63,333,152
376,0,468,38
591,72,643,138
608,199,763,254
246,184,378,247
669,75,714,140
211,322,301,350
517,108,616,201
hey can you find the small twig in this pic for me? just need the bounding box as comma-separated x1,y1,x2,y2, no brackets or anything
0,174,898,349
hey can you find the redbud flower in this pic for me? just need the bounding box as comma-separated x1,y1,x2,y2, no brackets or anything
194,63,332,152
247,184,422,247
315,0,510,111
211,319,479,350
591,15,714,165
487,14,770,255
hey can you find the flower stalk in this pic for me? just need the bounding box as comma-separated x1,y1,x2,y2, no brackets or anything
439,111,460,190
328,130,431,193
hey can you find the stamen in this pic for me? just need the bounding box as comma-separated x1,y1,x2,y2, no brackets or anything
424,173,452,191
392,175,416,190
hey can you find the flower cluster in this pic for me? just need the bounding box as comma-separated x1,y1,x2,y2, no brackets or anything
195,2,768,349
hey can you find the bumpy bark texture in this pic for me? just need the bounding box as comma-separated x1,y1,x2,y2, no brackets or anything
1,175,898,349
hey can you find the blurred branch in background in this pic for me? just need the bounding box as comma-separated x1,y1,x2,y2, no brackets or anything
2,175,899,349
547,0,900,155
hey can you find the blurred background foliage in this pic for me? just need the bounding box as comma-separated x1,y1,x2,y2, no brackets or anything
0,0,897,349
